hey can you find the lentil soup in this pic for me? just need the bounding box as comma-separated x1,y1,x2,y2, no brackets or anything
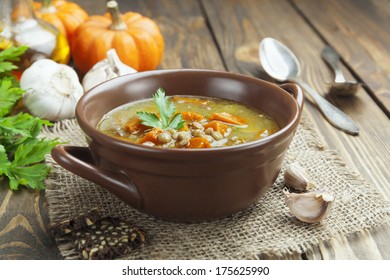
97,95,280,148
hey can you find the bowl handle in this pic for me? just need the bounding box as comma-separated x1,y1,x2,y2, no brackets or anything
280,83,304,112
51,145,142,209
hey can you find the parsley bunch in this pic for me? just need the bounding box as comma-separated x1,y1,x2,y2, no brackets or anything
137,88,185,130
0,46,60,190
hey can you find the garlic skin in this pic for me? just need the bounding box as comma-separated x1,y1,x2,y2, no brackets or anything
82,48,137,92
283,188,334,223
20,59,83,121
284,162,313,192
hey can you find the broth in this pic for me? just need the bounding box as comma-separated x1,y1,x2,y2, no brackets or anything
97,95,280,148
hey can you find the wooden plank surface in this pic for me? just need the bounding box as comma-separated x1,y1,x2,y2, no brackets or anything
201,0,390,259
0,179,61,259
1,0,389,260
292,0,390,116
290,0,390,260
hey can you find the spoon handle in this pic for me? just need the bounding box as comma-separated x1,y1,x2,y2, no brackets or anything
294,79,359,135
322,45,346,83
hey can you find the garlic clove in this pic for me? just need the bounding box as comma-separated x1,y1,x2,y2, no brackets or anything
283,188,334,223
284,162,313,192
106,49,137,76
82,48,137,92
82,62,115,93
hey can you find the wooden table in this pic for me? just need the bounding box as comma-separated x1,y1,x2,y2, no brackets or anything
1,0,389,260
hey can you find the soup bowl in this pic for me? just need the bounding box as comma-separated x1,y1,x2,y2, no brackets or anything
51,69,303,221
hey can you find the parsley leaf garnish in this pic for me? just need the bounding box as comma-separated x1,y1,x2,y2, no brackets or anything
137,88,185,130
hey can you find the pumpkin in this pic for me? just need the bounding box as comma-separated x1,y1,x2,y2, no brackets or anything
34,0,89,44
71,0,164,74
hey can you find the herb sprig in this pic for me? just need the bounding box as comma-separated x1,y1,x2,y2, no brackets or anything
0,46,28,79
137,88,185,130
0,46,61,190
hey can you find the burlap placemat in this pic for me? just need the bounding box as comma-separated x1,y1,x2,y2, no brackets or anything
42,115,390,259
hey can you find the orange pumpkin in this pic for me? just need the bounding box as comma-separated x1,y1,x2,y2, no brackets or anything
34,0,89,44
71,0,164,74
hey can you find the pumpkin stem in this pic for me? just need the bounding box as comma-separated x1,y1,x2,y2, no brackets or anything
107,1,127,31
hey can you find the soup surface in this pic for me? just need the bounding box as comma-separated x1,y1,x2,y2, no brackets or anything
97,89,279,148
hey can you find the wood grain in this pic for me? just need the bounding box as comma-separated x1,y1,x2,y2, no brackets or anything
1,0,389,260
0,179,61,259
291,0,390,115
201,0,390,259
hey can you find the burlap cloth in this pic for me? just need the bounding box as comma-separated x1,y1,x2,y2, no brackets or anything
42,115,390,259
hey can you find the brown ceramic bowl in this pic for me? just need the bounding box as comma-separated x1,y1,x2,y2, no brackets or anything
51,69,303,222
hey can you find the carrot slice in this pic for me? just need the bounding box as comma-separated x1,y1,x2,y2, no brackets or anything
209,112,246,125
187,137,211,148
137,128,163,144
203,121,229,135
124,117,148,134
181,111,204,122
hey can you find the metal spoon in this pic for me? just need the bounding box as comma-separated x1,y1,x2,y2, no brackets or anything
322,45,361,97
259,37,359,135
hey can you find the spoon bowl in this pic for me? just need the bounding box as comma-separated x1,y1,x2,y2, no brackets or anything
259,37,359,135
259,38,300,81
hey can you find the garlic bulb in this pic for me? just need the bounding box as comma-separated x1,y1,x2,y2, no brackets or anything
283,188,334,223
284,162,313,192
82,48,137,92
20,59,83,121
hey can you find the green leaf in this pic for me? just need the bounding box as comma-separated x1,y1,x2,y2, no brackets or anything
168,113,185,130
0,62,18,74
136,111,162,128
0,45,57,191
0,45,28,79
0,46,28,62
0,145,11,177
0,78,24,117
2,138,60,190
8,163,50,190
0,113,52,149
12,139,60,167
137,88,184,130
154,88,177,128
0,116,32,138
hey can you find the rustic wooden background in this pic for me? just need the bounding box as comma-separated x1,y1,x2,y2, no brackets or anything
1,0,389,259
